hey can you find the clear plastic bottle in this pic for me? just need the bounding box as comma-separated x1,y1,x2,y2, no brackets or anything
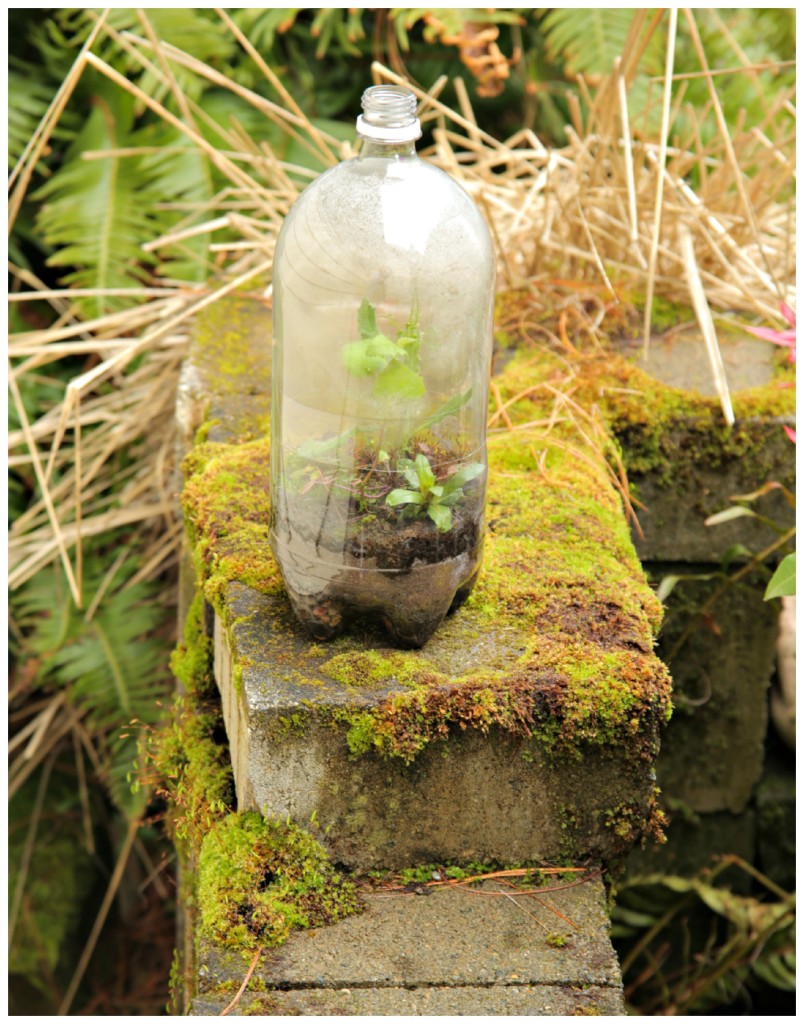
270,84,495,647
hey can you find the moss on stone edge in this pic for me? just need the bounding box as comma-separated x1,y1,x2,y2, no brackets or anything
179,346,672,767
197,812,362,952
155,591,234,847
181,439,283,613
499,342,795,489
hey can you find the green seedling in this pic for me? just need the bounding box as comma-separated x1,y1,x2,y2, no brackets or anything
340,298,426,399
386,453,483,532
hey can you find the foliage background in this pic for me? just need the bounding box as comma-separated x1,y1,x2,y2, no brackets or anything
8,6,796,1015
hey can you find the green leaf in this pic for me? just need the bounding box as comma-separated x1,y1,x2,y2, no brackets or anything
418,388,472,431
398,459,420,490
34,88,159,318
427,504,453,532
413,453,436,491
374,360,426,399
765,553,796,600
296,427,355,463
12,556,170,814
704,505,760,526
341,333,403,376
441,462,483,496
656,571,724,603
387,488,423,507
357,298,378,338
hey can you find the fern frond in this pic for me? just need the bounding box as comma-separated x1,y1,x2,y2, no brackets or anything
232,7,302,53
137,124,217,283
542,8,664,79
7,67,65,171
12,559,173,815
101,7,236,107
33,87,160,317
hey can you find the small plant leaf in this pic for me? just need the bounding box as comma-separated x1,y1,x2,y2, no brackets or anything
413,453,436,491
419,388,472,431
441,462,483,496
656,575,683,603
398,459,421,490
704,505,760,526
341,334,403,376
427,504,452,532
765,553,796,600
357,298,377,338
387,488,423,507
297,427,355,462
374,359,426,398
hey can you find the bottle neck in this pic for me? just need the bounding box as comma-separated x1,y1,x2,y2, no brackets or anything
357,137,418,160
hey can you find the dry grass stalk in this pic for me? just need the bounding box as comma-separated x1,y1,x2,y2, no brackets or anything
8,11,795,603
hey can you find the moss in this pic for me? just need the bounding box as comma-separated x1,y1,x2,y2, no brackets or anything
546,932,570,949
181,439,283,613
192,293,271,398
178,331,673,771
197,812,361,952
152,594,234,847
321,649,445,689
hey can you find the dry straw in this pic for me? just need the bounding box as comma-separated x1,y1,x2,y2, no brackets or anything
6,12,796,1011
8,10,796,603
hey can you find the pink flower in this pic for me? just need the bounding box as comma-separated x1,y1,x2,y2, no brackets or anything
784,425,796,444
746,302,796,364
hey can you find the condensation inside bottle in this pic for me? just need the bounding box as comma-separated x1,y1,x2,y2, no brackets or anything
270,85,495,647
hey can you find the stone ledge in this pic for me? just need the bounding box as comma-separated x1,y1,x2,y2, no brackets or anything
190,874,624,1016
179,295,672,868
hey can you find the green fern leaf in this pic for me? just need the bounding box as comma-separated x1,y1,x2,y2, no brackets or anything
13,558,172,815
33,86,161,317
541,8,666,134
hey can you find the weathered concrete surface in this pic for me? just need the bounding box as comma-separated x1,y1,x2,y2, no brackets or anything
178,294,670,870
613,332,795,563
649,571,778,814
627,425,793,564
190,875,625,1016
214,581,660,870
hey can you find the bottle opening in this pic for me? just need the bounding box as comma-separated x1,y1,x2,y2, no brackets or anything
356,84,421,143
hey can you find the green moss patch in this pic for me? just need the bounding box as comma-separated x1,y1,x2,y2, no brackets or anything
197,812,361,951
181,439,282,612
152,591,234,847
178,331,673,769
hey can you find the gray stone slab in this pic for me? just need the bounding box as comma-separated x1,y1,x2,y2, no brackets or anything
191,875,624,1016
631,332,778,396
613,333,795,563
214,582,661,871
651,572,778,814
191,984,624,1015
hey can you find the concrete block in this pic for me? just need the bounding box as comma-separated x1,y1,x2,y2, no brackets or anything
190,874,625,1016
651,572,778,814
214,578,666,870
612,333,794,563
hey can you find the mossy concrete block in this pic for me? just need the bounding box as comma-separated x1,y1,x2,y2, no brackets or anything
181,295,671,869
190,874,625,1016
175,291,271,451
589,334,795,563
627,421,794,563
651,572,778,814
214,580,663,869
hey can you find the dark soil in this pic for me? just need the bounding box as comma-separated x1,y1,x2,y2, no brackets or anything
344,500,482,571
